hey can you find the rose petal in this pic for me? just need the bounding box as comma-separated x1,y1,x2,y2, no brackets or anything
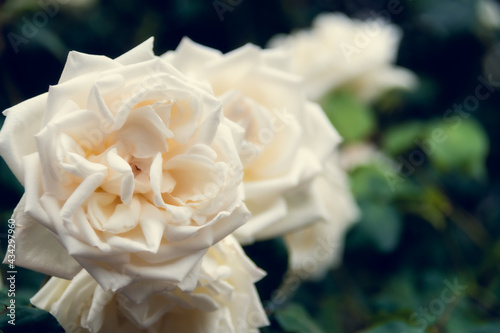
115,37,155,66
0,93,47,184
3,196,81,279
161,37,221,77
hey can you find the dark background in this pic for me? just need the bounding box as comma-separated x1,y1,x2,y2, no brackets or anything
1,0,500,332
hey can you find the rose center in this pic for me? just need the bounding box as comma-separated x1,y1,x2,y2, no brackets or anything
131,163,141,177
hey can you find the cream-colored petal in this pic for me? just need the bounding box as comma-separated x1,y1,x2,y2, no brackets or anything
0,93,47,184
115,37,155,65
3,196,81,279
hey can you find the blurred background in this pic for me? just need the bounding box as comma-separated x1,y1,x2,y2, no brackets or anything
0,0,499,332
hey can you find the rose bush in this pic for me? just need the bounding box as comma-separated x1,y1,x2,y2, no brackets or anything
0,38,251,297
163,38,358,278
268,13,417,102
31,235,269,333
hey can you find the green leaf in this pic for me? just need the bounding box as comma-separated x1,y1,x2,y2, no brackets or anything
275,303,325,333
320,92,376,142
425,119,489,179
446,313,500,333
400,186,452,230
461,323,500,333
359,320,423,333
0,290,63,332
382,122,424,156
0,0,40,22
357,202,403,253
316,296,343,332
373,272,419,312
350,166,395,202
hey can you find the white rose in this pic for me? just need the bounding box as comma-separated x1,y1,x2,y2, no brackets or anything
478,0,500,30
268,13,417,102
163,38,359,278
163,38,342,245
0,38,250,297
31,236,269,333
284,155,359,279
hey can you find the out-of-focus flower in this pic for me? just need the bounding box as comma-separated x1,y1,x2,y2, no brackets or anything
284,154,359,279
0,38,250,298
31,236,269,333
268,13,417,102
163,38,358,278
339,142,396,171
478,0,500,30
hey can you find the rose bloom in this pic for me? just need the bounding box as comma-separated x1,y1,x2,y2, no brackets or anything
283,154,359,279
163,38,358,278
31,236,269,333
339,142,396,171
478,0,500,30
268,13,417,102
0,38,251,297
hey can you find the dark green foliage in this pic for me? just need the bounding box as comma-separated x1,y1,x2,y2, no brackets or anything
1,0,499,332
